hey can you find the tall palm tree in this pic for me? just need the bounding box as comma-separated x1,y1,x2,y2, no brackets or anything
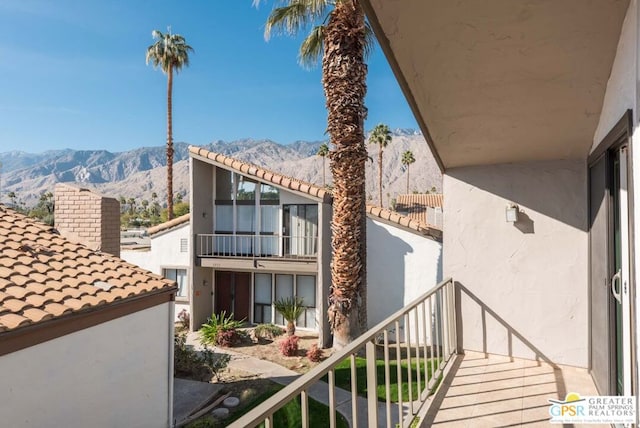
317,142,329,186
369,123,392,206
256,0,373,348
146,29,193,220
401,150,416,194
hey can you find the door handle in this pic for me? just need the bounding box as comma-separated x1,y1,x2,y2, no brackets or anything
611,270,622,304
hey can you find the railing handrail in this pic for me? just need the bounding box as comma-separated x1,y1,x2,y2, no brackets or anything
228,277,454,428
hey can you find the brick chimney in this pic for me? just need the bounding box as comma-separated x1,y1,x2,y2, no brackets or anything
54,183,121,257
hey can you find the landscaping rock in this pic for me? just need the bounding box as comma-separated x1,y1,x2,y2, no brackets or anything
212,407,229,418
223,396,240,408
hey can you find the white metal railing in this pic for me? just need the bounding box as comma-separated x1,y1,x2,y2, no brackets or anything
229,278,457,428
196,233,318,260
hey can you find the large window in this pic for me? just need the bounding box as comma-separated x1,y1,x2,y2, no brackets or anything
163,268,188,299
256,273,316,329
254,273,272,324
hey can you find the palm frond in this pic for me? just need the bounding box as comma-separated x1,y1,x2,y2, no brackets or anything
264,1,330,40
299,25,324,68
146,29,193,74
363,20,376,60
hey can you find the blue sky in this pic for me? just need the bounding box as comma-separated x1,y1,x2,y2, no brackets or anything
0,0,418,153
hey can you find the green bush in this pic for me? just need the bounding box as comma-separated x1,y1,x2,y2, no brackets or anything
274,297,305,336
200,311,245,346
254,323,285,340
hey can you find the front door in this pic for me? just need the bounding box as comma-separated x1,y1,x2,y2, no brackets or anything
214,271,251,322
588,112,634,397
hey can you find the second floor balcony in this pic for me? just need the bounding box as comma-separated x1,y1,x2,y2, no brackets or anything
196,233,318,261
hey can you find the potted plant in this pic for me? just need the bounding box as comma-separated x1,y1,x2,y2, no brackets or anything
274,296,305,336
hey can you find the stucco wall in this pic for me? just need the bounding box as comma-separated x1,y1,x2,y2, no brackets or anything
367,218,442,327
443,160,588,367
0,303,172,428
122,224,190,321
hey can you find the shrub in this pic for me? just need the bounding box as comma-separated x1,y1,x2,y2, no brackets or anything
254,323,285,340
200,311,245,346
201,346,231,382
279,335,300,357
216,329,240,347
177,309,190,330
274,297,305,336
306,344,322,362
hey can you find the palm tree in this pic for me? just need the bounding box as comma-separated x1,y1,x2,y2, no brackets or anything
369,123,392,206
317,142,329,186
274,297,306,336
146,29,193,220
401,150,416,194
256,0,373,348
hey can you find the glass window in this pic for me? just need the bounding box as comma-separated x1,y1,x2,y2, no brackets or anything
215,169,234,201
237,206,255,232
275,274,294,325
296,275,316,329
163,268,187,299
260,184,280,201
215,205,233,232
237,176,256,201
254,274,272,324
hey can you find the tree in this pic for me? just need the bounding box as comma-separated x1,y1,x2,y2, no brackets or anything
256,0,373,349
7,191,17,207
401,150,416,194
369,123,392,206
146,28,193,220
317,142,329,186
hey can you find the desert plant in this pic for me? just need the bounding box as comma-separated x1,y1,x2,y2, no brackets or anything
274,297,305,336
306,344,323,362
177,308,190,330
201,346,231,382
200,311,245,346
254,323,285,340
279,335,300,357
215,329,241,347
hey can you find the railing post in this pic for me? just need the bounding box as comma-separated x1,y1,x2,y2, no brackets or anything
366,340,379,426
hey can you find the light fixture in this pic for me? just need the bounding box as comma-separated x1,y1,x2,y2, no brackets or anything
505,204,519,223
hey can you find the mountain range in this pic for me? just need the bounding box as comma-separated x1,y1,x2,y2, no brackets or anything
1,129,441,209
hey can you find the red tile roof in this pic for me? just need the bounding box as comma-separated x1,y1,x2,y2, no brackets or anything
189,146,331,203
395,194,443,225
147,213,190,237
366,205,442,240
0,206,176,333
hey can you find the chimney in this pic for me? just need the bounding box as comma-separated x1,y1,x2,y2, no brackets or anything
54,183,121,257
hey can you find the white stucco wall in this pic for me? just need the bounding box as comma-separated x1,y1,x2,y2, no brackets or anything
0,302,173,428
367,217,442,344
122,224,190,320
443,160,588,367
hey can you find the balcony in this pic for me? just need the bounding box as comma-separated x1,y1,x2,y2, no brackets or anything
228,278,598,427
196,234,318,260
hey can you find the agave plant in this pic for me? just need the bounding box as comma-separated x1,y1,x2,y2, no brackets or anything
274,297,305,336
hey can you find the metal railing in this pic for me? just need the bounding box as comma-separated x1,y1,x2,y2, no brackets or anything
196,233,318,260
229,278,457,428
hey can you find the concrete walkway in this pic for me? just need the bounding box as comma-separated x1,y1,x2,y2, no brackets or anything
184,332,409,427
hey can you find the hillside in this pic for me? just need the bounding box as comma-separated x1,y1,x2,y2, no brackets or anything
1,131,441,209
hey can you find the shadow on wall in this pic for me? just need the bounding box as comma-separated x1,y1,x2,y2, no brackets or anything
366,221,413,327
454,281,567,391
447,160,587,231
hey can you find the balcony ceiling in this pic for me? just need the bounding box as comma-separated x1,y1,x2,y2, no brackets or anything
362,0,629,168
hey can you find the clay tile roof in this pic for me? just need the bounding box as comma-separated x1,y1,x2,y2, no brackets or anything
395,194,443,225
366,204,442,241
0,205,176,334
147,213,190,237
189,145,332,203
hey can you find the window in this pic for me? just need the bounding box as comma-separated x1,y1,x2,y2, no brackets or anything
296,275,316,329
254,273,272,323
274,274,294,325
163,268,188,299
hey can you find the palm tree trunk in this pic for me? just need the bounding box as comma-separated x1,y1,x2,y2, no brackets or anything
166,67,174,220
324,0,368,350
406,165,410,194
378,147,383,206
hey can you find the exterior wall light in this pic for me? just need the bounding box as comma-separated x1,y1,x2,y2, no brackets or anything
505,204,519,223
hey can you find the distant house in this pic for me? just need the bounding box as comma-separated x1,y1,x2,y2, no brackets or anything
0,205,176,428
395,193,443,228
122,214,191,322
185,146,442,347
